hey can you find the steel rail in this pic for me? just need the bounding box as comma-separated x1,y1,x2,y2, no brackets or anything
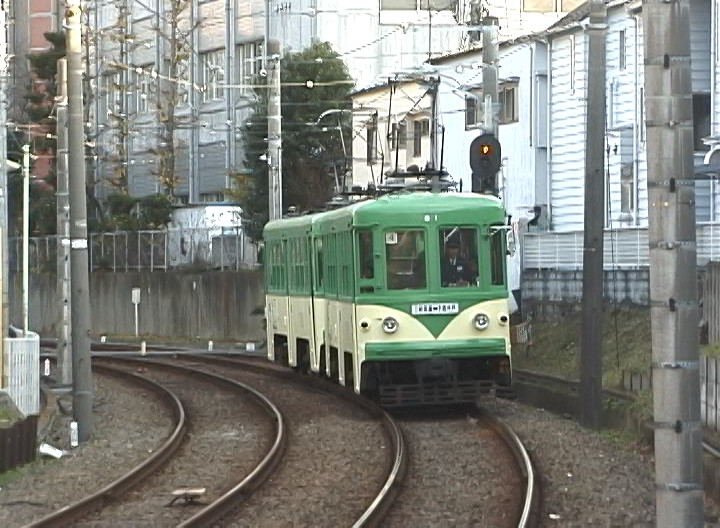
514,369,720,463
28,364,188,528
159,353,408,528
474,407,541,528
94,356,287,528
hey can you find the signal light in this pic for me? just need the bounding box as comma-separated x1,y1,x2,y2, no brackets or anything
470,133,501,195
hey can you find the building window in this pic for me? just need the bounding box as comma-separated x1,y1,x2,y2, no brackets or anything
381,0,455,10
201,49,225,102
366,117,377,165
620,163,634,214
499,83,518,124
639,87,645,143
619,30,626,70
693,93,711,152
390,120,407,151
523,0,583,12
413,118,429,157
237,41,264,94
465,97,477,128
569,35,576,93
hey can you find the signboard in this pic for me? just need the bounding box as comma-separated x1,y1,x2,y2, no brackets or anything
131,288,141,305
411,303,459,316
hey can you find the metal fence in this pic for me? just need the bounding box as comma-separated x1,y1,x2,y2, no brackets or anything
523,222,720,269
10,227,259,273
3,332,40,416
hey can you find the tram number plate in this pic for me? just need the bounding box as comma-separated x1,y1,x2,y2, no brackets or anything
411,303,459,315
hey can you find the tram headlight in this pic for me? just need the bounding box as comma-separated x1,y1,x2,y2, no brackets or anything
382,317,399,334
498,313,509,326
473,313,490,331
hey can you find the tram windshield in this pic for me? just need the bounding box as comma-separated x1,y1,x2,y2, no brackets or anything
385,230,427,290
439,227,479,287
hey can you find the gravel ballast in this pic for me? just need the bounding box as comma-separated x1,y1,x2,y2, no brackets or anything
4,364,720,526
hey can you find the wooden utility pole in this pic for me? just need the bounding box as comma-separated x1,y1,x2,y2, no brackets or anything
66,0,94,442
642,0,704,525
580,0,607,429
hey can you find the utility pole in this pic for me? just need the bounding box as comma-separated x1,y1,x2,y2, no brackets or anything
0,3,9,377
22,145,29,335
66,0,94,442
267,39,282,221
642,0,704,525
56,58,72,387
579,0,607,430
481,16,499,195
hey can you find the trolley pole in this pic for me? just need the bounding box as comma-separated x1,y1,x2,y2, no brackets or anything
579,0,607,429
642,0,703,525
267,39,282,221
66,0,94,442
56,58,73,387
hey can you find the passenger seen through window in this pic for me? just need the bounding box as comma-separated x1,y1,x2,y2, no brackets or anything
440,228,478,287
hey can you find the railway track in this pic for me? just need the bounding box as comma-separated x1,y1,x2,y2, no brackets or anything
376,403,540,528
168,354,407,528
28,362,188,527
30,357,285,528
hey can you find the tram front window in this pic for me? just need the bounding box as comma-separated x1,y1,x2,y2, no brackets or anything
439,227,478,287
386,230,427,289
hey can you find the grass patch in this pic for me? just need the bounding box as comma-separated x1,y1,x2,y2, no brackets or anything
513,305,653,389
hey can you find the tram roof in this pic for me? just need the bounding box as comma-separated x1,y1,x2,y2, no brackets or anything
264,192,505,239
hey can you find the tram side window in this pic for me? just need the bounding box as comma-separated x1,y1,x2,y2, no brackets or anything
439,227,479,287
490,227,505,286
386,230,426,290
315,238,324,290
358,230,374,279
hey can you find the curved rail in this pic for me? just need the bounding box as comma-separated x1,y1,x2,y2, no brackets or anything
95,357,288,528
28,364,188,528
514,368,720,462
169,353,407,528
474,407,541,528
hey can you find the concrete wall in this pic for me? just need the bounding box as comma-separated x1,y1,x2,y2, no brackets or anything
9,271,265,342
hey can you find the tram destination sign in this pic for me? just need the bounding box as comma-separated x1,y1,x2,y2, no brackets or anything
411,303,459,315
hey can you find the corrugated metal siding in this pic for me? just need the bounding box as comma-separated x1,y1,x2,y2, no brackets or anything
4,334,40,416
690,0,712,93
549,32,586,231
199,143,227,193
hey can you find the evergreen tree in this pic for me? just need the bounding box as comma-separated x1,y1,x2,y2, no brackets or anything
230,41,354,241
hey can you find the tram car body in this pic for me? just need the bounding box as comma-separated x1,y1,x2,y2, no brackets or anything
263,192,512,406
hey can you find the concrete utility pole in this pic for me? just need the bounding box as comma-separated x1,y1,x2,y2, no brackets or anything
22,145,29,335
579,0,607,429
0,3,9,365
267,39,282,221
642,0,704,525
56,58,72,387
481,16,499,138
481,16,499,195
66,0,94,442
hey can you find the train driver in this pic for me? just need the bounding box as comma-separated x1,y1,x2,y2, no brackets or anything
441,239,473,287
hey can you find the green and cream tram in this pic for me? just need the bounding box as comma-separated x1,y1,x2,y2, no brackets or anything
263,191,512,406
